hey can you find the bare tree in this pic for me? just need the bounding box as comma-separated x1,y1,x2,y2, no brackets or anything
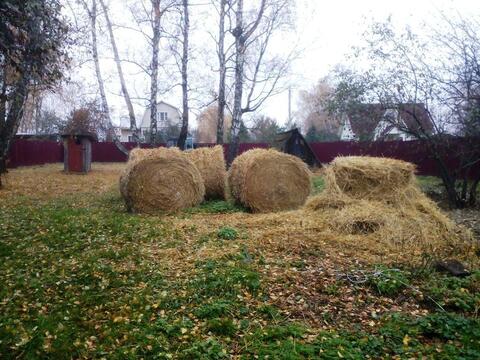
329,18,480,208
176,0,190,150
197,103,232,143
215,0,228,144
98,0,140,143
148,0,162,145
227,0,293,164
79,0,128,154
296,77,341,136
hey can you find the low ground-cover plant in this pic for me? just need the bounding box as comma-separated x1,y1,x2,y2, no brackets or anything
217,226,239,240
312,175,325,194
368,266,411,296
185,200,246,214
420,271,480,313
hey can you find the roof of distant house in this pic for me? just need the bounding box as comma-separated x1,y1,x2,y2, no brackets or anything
345,103,433,139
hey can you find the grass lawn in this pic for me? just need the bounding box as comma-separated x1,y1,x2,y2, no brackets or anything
0,164,479,359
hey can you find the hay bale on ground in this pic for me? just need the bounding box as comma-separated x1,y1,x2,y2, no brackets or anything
120,147,205,213
185,145,227,200
128,147,166,163
305,156,470,252
229,148,312,213
324,156,416,201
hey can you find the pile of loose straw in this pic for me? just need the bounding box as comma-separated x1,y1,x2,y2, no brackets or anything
305,156,471,252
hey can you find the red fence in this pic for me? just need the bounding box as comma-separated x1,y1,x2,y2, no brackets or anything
309,140,480,177
7,139,64,168
6,139,479,178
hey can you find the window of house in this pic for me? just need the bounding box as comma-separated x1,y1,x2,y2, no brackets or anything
158,112,168,122
128,135,134,142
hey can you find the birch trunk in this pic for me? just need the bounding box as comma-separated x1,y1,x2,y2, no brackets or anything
149,0,161,145
88,0,128,155
227,0,245,165
98,0,139,144
216,0,226,145
177,0,190,150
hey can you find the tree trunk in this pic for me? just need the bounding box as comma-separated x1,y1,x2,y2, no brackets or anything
149,0,161,145
227,0,245,166
177,0,190,150
0,77,27,187
467,175,480,207
216,0,226,145
98,0,139,144
433,154,462,208
88,0,128,155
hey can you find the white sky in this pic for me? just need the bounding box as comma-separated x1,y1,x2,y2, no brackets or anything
65,0,480,129
267,0,479,124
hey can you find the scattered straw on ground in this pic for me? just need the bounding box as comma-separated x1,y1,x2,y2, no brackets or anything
0,163,125,203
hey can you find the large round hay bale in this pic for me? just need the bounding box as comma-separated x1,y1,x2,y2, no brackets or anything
326,156,415,201
120,148,205,213
185,145,227,200
228,148,312,213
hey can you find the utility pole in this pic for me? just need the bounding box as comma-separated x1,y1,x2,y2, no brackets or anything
288,86,292,126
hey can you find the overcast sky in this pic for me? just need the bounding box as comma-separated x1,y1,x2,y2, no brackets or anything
266,0,479,124
65,0,479,128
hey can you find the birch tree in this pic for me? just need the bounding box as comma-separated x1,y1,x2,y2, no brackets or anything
98,0,140,143
176,0,190,150
215,0,227,144
79,0,128,154
146,0,162,144
227,0,293,164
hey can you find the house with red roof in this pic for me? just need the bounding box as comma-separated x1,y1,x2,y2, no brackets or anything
340,103,434,141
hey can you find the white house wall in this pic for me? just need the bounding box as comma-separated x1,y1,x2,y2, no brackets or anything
140,102,182,131
340,117,356,141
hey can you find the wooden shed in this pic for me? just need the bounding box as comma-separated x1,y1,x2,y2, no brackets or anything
272,128,321,167
61,132,97,173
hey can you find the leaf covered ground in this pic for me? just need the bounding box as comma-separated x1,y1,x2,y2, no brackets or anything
0,163,479,359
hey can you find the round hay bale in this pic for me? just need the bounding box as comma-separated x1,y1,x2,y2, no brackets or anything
228,148,312,213
119,147,169,199
120,148,205,213
327,156,415,201
128,147,167,163
185,145,227,200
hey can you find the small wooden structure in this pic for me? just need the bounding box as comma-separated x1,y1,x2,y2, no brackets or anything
272,128,321,167
61,132,97,173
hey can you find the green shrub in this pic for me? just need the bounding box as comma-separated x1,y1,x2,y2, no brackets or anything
195,301,232,319
180,339,228,359
206,318,237,337
369,266,410,296
217,226,238,240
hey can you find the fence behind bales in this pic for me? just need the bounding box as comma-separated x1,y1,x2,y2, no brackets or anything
6,138,479,178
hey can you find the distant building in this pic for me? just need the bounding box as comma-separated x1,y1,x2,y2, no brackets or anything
340,103,433,141
114,101,184,143
113,126,134,142
140,101,182,139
